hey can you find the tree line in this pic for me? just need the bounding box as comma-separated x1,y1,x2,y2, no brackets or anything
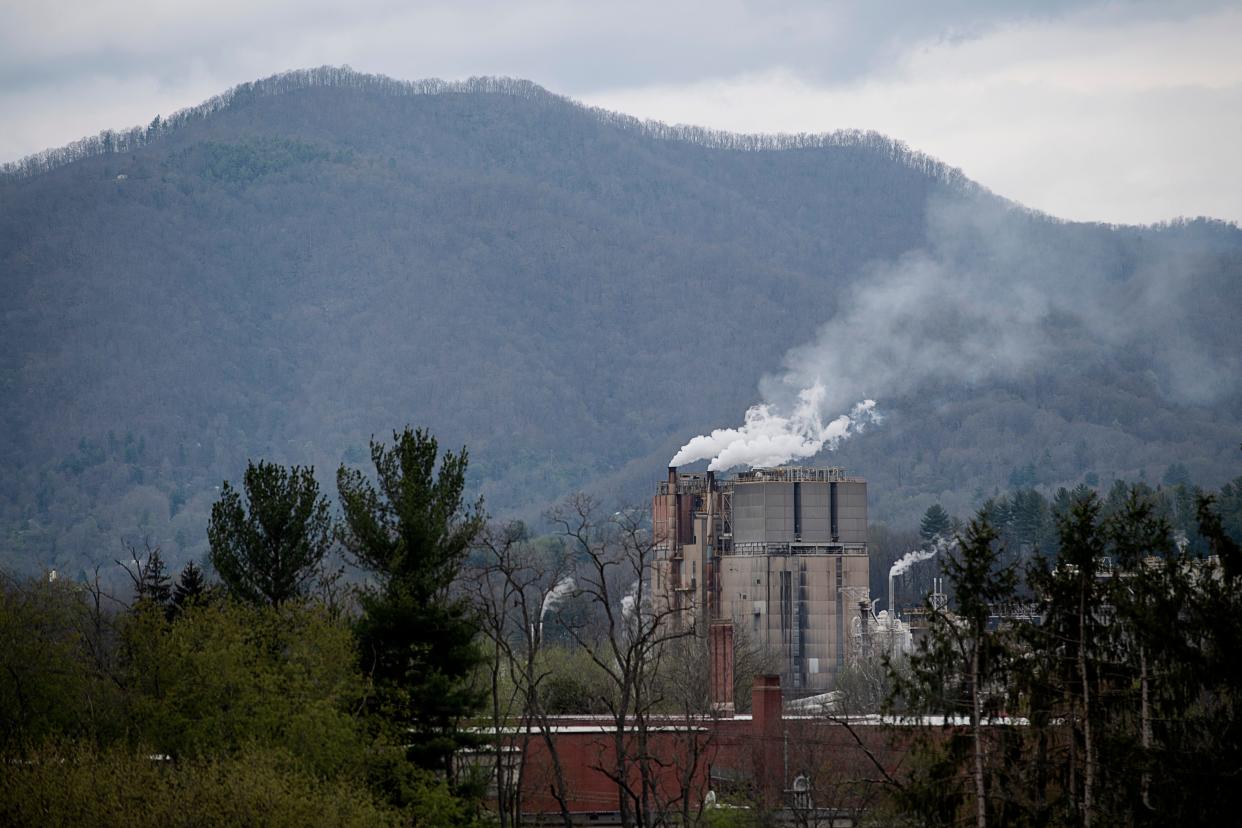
3,423,1240,825
886,481,1242,826
2,63,977,198
0,427,490,825
0,426,774,826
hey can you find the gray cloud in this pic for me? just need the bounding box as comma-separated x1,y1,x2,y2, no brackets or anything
2,1,1226,111
2,1,1239,224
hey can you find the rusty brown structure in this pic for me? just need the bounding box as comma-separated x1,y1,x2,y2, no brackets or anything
487,673,909,824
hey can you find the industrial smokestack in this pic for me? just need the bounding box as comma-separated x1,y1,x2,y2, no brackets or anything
710,621,735,717
859,600,872,660
668,466,678,486
887,536,954,623
751,675,783,806
707,470,716,491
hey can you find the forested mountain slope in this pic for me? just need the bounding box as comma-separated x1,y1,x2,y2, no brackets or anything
2,67,1239,576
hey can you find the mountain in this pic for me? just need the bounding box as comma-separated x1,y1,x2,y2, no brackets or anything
2,67,1240,577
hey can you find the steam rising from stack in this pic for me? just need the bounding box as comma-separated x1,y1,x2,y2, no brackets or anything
620,580,639,622
539,576,575,637
889,537,952,579
671,387,880,471
668,196,1235,473
888,534,956,620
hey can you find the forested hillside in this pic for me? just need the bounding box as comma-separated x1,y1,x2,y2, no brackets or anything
2,66,1240,578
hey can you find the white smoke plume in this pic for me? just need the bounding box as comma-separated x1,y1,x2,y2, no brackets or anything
669,196,1239,472
889,534,957,579
889,548,937,579
671,390,880,470
620,580,639,622
540,576,575,626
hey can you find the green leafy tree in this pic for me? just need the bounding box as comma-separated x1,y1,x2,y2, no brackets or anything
0,742,403,827
0,573,95,749
125,600,366,778
208,460,332,606
336,427,485,784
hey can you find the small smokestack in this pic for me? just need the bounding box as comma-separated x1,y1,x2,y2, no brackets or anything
751,675,783,805
859,600,872,659
668,466,678,486
706,470,716,491
889,573,896,622
710,621,735,717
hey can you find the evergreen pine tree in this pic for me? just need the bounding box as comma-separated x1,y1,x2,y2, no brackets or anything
890,515,1019,827
1027,494,1112,827
337,427,485,789
171,560,208,615
920,504,953,542
138,548,172,608
207,460,332,607
117,542,171,610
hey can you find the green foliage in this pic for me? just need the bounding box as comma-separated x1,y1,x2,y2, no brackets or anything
0,574,103,748
171,560,207,615
0,561,486,822
338,427,486,778
195,137,333,184
364,755,485,827
538,645,614,715
700,805,761,827
889,517,1021,824
208,460,332,606
337,428,482,596
123,600,366,778
948,517,1018,630
886,479,1242,825
118,543,173,610
0,743,403,827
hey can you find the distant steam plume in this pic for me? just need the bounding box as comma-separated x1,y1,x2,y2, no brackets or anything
888,535,956,619
889,534,956,580
620,580,639,622
539,576,575,636
671,196,1238,471
542,576,575,616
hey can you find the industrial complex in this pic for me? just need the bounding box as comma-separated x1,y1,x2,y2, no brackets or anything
652,465,871,691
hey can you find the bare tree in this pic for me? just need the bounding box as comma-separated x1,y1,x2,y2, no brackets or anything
549,494,700,828
115,539,172,609
467,521,577,828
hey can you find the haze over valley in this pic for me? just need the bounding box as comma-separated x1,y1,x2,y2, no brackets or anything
2,67,1239,578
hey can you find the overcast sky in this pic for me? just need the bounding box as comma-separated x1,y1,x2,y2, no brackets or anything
3,0,1240,224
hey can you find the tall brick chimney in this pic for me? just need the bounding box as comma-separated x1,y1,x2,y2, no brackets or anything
709,621,735,717
751,674,783,805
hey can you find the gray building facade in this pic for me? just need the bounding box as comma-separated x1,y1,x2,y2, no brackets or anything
654,466,870,692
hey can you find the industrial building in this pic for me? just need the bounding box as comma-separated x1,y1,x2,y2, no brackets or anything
653,466,870,691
